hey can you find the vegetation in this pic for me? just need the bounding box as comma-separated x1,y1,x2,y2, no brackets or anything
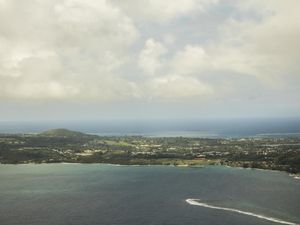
0,129,299,173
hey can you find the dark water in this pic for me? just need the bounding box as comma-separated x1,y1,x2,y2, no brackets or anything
1,118,300,137
0,164,299,225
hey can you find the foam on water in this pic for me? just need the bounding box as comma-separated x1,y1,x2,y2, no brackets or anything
186,199,298,225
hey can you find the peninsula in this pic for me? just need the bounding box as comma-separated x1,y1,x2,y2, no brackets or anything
0,129,299,174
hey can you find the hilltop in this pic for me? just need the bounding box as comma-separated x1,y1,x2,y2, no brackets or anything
39,128,96,138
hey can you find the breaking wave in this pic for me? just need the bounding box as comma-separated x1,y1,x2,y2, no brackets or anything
186,199,298,225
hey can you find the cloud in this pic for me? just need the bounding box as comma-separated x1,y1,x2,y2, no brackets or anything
136,39,215,99
0,0,299,111
171,45,209,75
165,0,300,90
210,0,300,84
138,39,167,75
112,0,218,23
0,0,139,100
149,75,213,99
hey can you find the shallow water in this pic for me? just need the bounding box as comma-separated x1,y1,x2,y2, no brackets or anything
0,164,299,225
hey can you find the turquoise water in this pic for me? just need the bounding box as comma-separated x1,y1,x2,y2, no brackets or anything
0,164,299,225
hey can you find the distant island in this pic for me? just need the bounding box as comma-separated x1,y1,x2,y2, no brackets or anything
0,128,299,174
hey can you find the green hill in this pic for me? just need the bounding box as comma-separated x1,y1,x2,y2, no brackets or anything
39,128,96,138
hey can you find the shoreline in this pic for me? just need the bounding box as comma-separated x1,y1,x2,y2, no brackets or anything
1,162,299,179
223,164,300,179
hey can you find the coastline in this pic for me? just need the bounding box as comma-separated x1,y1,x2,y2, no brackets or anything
1,161,299,180
223,164,300,180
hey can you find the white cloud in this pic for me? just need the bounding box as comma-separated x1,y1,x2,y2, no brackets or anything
138,39,167,75
212,0,300,84
0,0,299,108
171,45,208,75
163,34,176,45
171,43,258,77
3,81,79,100
167,0,300,89
137,39,215,100
112,0,218,23
0,0,139,100
149,75,213,99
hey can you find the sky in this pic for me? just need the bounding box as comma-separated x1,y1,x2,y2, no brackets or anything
0,0,299,121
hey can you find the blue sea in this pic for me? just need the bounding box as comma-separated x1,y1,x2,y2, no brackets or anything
0,164,299,225
0,118,300,137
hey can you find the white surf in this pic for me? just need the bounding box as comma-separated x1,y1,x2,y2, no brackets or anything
186,199,298,225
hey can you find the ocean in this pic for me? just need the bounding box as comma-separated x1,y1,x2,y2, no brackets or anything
1,118,300,137
0,164,299,225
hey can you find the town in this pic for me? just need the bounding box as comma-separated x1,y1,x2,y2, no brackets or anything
0,129,299,174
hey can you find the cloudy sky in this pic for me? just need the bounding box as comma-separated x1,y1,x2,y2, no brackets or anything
0,0,299,120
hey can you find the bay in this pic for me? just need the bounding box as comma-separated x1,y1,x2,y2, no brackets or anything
0,164,299,225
